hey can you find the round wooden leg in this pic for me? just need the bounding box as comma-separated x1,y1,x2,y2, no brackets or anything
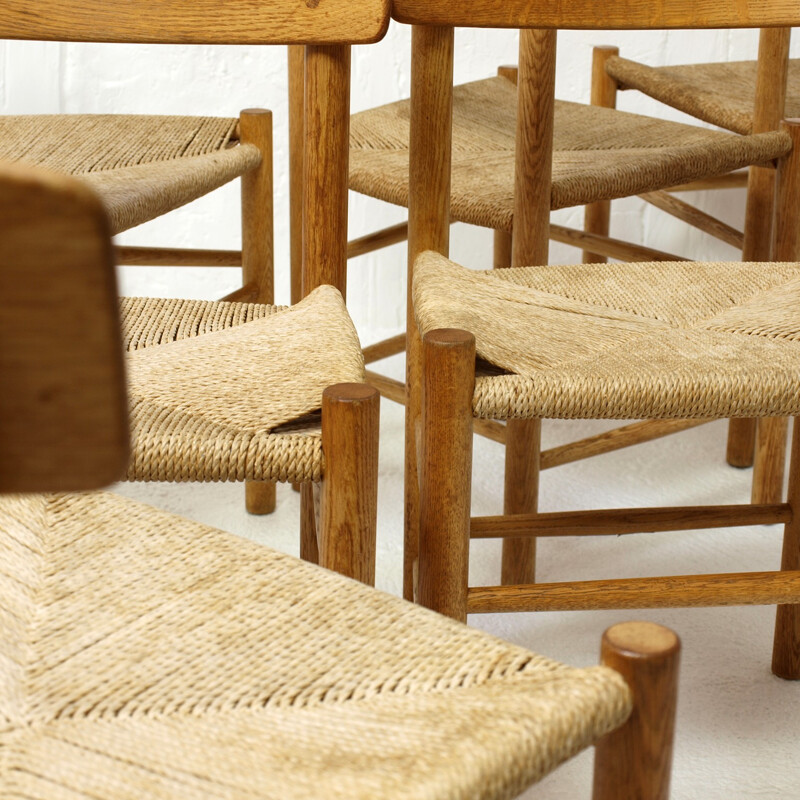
593,621,681,800
245,480,277,515
418,329,475,622
319,383,379,585
726,418,757,468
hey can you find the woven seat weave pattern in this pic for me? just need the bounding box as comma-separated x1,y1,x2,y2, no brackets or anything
414,252,800,421
0,491,631,799
0,115,260,233
607,57,800,135
350,76,791,232
120,287,364,484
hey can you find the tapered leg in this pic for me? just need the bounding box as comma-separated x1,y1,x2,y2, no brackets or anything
303,44,350,296
583,45,618,265
773,418,800,679
287,45,305,307
319,384,379,585
727,29,790,469
500,29,556,586
752,118,800,501
501,420,541,585
752,417,789,504
495,224,540,586
299,483,319,564
240,108,278,515
593,621,681,800
419,330,475,622
405,25,454,601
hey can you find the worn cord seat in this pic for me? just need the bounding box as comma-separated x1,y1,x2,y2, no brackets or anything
349,76,791,231
0,491,631,799
414,252,800,421
119,285,364,484
0,115,259,233
606,56,800,136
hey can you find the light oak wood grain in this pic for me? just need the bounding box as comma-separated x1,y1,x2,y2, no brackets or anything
468,571,800,613
593,622,680,800
319,384,380,585
303,45,351,296
419,330,475,621
1,0,389,45
115,246,241,267
393,0,800,30
501,28,556,587
406,24,455,601
773,417,800,679
584,45,618,265
471,503,792,539
0,162,128,492
727,29,790,469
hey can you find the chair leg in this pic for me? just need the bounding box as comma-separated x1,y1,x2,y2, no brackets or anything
593,621,681,800
583,45,618,265
299,483,319,564
501,420,541,585
752,417,789,504
287,45,305,307
240,108,278,514
318,384,379,585
753,117,800,502
245,480,277,515
494,227,541,585
419,330,475,622
773,417,800,679
727,418,757,468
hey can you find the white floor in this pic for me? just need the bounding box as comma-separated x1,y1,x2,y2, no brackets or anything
115,354,800,799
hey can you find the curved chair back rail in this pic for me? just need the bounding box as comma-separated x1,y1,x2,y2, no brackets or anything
393,0,800,30
0,161,129,493
0,0,389,45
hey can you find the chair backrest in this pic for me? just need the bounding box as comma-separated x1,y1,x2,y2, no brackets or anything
1,1,391,299
394,0,800,30
0,162,129,493
0,0,389,44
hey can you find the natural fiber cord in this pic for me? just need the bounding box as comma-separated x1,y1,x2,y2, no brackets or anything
414,252,800,421
350,76,791,231
121,286,365,484
0,115,259,233
0,491,632,799
606,57,800,135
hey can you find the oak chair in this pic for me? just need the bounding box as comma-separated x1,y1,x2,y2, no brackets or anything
1,158,681,800
0,0,388,515
289,22,794,589
590,28,798,502
402,0,800,682
0,0,387,569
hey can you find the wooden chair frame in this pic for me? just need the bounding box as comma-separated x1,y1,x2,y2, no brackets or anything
2,159,681,800
408,6,800,681
286,25,792,541
586,29,794,504
0,1,385,579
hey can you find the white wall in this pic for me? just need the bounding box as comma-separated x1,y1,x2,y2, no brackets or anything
2,26,797,346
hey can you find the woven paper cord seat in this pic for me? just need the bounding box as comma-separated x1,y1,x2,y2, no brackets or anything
414,252,800,421
0,115,259,234
349,76,791,232
606,57,800,136
119,285,365,484
0,491,631,800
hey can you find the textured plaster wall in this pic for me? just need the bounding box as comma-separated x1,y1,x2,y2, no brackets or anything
1,27,798,347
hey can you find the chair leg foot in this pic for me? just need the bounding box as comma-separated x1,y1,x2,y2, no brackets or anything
245,480,277,515
593,621,680,800
726,418,756,468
